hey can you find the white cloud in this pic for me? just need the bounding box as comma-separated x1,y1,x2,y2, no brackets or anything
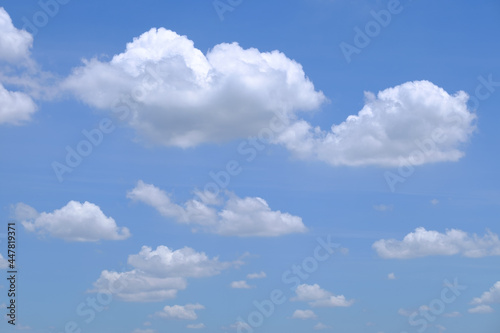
247,271,266,279
292,284,354,307
128,245,232,278
0,8,38,125
468,305,494,314
155,303,204,320
0,7,33,63
387,273,396,280
431,199,440,205
276,80,476,166
17,201,130,242
0,254,8,269
291,309,317,320
90,245,237,302
132,329,156,333
187,323,205,329
314,322,331,330
127,181,307,237
0,83,37,125
373,227,500,259
471,281,500,305
61,27,477,168
230,280,253,289
63,27,325,148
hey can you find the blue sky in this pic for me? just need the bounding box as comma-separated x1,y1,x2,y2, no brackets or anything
0,0,500,332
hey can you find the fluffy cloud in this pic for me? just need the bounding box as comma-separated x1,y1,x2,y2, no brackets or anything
291,309,318,320
230,280,252,289
471,281,500,309
0,83,37,125
128,245,232,278
387,273,396,280
0,8,38,125
91,245,238,302
292,284,354,307
63,27,325,148
155,304,204,320
0,254,8,269
0,7,33,63
127,181,307,237
17,201,130,242
247,271,266,279
276,80,476,166
61,27,476,167
373,228,500,259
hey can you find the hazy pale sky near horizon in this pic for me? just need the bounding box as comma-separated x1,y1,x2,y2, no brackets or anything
1,0,500,332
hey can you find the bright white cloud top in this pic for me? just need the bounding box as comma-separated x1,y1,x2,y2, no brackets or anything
277,80,476,166
0,8,37,125
17,201,130,242
61,27,477,168
292,284,354,307
90,245,239,302
63,27,325,148
60,27,478,168
0,8,32,63
373,227,500,259
127,180,307,237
